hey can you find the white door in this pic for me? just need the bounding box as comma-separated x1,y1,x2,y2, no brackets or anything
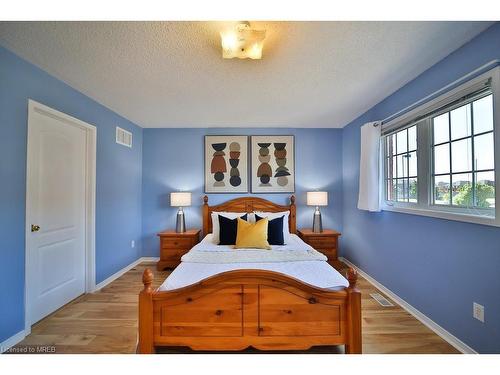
26,102,91,325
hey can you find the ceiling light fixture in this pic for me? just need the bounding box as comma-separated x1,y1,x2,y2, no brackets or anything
220,21,266,60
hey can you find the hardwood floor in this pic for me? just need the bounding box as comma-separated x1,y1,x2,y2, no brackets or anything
12,262,459,354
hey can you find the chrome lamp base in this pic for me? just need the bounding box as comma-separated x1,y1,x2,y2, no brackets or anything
176,207,186,233
312,206,323,233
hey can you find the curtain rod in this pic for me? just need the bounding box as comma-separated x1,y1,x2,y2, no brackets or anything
379,59,500,127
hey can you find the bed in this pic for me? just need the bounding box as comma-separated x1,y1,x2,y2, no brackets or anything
138,195,361,353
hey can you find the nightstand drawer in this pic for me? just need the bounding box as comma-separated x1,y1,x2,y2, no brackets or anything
306,237,337,250
161,237,195,249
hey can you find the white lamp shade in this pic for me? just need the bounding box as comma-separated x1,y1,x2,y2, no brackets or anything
170,192,192,207
307,191,328,206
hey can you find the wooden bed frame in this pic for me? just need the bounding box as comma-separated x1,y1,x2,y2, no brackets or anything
138,195,361,353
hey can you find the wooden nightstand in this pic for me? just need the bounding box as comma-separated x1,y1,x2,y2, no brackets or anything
157,229,201,271
297,229,341,269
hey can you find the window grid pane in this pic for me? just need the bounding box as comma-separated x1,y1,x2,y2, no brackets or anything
384,126,417,203
473,94,494,134
409,178,418,203
452,173,473,207
451,138,472,173
434,174,451,205
475,171,495,208
450,103,472,140
434,143,450,174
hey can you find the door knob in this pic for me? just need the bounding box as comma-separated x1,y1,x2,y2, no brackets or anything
31,224,41,232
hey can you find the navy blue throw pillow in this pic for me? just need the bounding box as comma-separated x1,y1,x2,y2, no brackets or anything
255,214,284,245
218,214,247,245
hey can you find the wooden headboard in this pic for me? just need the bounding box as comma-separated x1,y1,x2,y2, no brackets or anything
202,195,296,236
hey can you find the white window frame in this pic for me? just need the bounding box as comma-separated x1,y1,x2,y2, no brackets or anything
380,66,500,227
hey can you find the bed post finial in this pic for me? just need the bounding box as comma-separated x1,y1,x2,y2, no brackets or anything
290,195,295,205
347,267,358,288
203,195,209,205
142,268,154,292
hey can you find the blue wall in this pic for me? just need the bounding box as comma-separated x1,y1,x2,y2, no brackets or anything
0,46,143,343
142,128,343,256
2,22,500,353
342,23,500,353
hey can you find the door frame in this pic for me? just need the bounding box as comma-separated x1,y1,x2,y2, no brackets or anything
25,99,97,332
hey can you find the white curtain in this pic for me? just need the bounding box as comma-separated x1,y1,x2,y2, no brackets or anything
357,122,381,212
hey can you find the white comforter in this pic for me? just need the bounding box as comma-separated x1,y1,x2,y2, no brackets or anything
159,234,349,291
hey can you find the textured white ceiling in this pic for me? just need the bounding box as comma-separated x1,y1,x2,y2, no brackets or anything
0,21,492,128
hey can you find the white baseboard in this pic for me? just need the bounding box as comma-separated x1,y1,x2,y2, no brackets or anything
2,257,159,353
0,330,26,353
93,256,160,291
339,257,477,354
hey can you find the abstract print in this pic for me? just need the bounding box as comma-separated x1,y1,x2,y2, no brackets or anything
205,136,248,193
251,136,295,193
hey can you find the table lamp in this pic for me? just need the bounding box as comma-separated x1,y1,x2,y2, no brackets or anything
170,192,192,233
307,191,328,233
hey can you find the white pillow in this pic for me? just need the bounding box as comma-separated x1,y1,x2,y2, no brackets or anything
211,212,253,244
253,211,291,243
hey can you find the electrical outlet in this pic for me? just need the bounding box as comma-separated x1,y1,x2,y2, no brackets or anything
131,240,135,248
473,302,484,323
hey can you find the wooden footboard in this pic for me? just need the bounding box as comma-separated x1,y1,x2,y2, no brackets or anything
138,267,361,354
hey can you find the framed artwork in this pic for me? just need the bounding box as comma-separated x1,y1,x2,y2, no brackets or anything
204,136,248,193
251,135,295,193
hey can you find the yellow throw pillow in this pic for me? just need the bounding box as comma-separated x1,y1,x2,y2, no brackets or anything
234,217,271,250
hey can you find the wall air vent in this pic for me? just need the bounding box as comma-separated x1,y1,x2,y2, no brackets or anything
116,126,132,148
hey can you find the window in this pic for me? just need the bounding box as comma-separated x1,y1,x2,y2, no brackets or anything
381,67,499,226
431,94,495,210
385,126,418,203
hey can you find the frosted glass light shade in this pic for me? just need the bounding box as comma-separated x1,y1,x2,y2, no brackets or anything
220,22,266,59
307,191,328,206
170,192,192,207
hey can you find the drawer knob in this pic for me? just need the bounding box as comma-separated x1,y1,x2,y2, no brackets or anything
308,297,317,304
215,309,223,316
